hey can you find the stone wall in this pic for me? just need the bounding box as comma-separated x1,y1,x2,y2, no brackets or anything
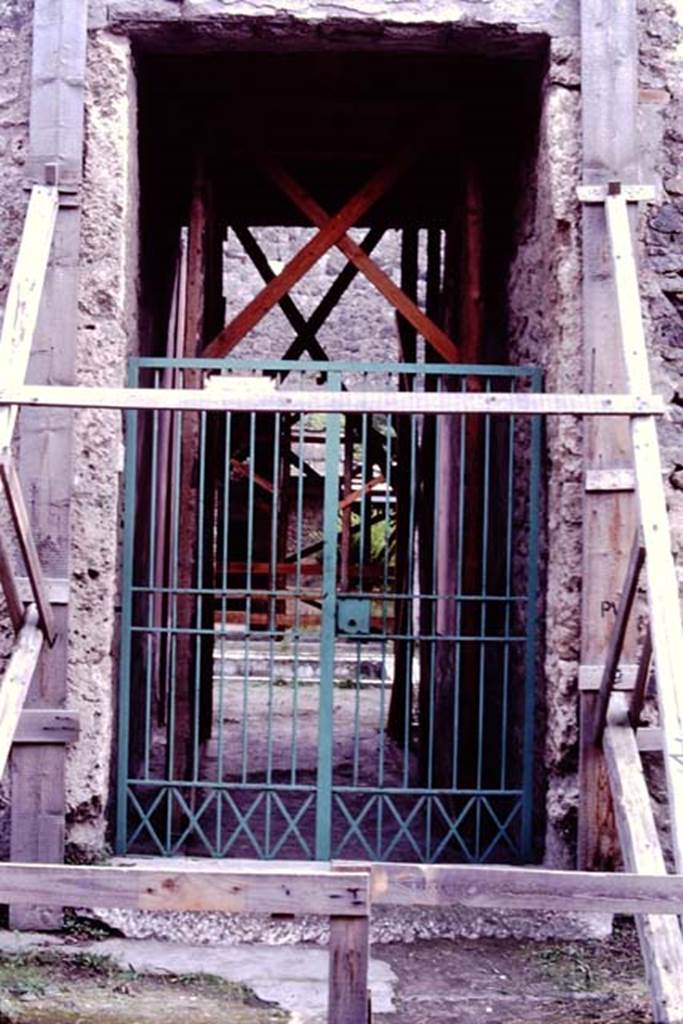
66,29,138,859
639,0,683,571
507,40,583,866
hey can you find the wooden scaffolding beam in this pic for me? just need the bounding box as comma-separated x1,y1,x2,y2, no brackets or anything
9,0,88,931
578,0,640,871
604,694,683,1023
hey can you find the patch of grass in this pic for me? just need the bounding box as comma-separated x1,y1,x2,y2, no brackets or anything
524,917,648,998
0,948,277,1009
62,911,121,943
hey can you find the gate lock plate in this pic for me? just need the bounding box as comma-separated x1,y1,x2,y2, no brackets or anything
336,598,371,636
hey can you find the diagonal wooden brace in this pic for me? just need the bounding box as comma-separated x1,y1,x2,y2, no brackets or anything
0,461,55,644
266,161,459,364
232,224,331,363
0,532,24,634
0,186,59,455
0,605,43,778
204,146,417,357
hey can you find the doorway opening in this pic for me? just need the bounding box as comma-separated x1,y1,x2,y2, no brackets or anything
117,37,547,863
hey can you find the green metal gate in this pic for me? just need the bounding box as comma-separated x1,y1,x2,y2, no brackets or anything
116,359,541,863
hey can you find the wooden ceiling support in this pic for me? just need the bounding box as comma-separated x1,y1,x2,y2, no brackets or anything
265,161,459,363
231,224,332,363
203,145,416,357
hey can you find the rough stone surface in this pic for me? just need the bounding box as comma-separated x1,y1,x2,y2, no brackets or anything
66,30,138,858
507,54,583,866
90,903,612,946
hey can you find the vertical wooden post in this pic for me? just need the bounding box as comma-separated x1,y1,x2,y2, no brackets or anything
328,915,370,1024
10,0,87,930
578,0,640,869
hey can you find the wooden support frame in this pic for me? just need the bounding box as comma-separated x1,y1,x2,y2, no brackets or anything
265,161,459,363
0,186,59,454
0,385,665,417
603,693,683,1023
232,224,332,364
606,188,683,872
0,461,55,643
578,0,640,872
629,627,653,728
204,144,423,358
0,607,43,777
0,533,24,634
593,533,645,745
10,0,88,931
7,855,683,917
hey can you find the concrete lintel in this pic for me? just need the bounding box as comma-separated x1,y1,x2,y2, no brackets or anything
103,1,577,50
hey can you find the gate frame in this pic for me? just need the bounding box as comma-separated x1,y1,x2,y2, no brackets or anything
115,357,543,864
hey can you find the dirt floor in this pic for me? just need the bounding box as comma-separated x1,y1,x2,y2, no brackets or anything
377,920,650,1024
0,917,651,1024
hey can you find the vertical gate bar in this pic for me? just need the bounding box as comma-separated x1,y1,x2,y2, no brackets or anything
522,370,543,861
115,362,140,854
241,412,257,785
216,411,232,850
144,394,160,780
358,405,369,590
402,412,418,789
193,409,208,783
352,411,369,788
291,414,305,785
426,397,442,861
316,373,341,860
475,386,493,860
352,420,362,789
378,414,393,790
501,387,516,792
265,412,282,854
452,383,467,791
167,390,184,848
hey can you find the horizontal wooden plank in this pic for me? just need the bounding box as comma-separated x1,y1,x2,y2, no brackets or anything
338,861,683,915
579,664,639,691
584,467,636,492
0,607,43,776
13,709,80,745
0,384,667,417
86,855,683,916
637,726,662,752
16,576,70,606
0,863,369,916
577,184,656,203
